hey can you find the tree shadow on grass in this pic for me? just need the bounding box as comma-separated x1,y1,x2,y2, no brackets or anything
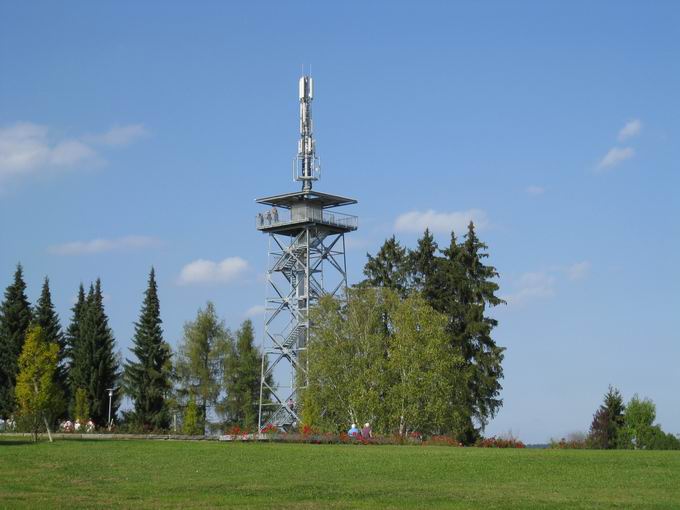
0,440,34,446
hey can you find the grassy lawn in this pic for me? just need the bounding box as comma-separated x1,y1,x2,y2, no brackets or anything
1,438,679,509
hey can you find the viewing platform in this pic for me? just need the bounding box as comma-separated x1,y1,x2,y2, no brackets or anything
255,190,358,234
255,206,357,233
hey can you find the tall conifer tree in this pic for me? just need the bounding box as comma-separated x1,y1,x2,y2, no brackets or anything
80,279,120,425
0,264,32,418
588,386,626,449
33,277,68,419
66,284,87,414
362,236,410,296
456,222,505,439
410,228,439,300
124,268,172,430
65,284,86,363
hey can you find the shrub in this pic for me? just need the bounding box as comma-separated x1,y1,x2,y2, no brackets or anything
74,388,90,424
183,400,202,435
550,437,587,449
475,436,526,448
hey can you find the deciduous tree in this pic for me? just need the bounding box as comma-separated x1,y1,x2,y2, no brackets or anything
302,288,465,437
175,302,229,434
219,319,271,429
15,326,63,441
33,277,67,420
619,394,656,449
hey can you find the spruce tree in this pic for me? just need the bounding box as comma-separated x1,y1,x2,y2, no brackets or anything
429,231,478,440
362,236,410,296
0,264,32,418
588,385,625,449
220,319,271,429
80,279,120,425
33,277,68,419
66,284,88,415
410,228,439,301
123,268,172,431
588,407,612,449
456,222,505,439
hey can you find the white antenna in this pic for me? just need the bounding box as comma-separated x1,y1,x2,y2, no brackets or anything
294,73,320,191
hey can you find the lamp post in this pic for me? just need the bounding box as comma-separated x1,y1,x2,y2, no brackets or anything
106,387,115,429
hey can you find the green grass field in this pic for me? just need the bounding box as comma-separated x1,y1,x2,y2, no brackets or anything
1,438,679,509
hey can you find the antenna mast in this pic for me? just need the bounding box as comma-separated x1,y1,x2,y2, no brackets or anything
295,76,319,191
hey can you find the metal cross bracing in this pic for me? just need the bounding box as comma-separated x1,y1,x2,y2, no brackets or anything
256,74,357,431
258,226,350,429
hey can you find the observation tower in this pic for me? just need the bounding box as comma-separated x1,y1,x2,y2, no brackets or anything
256,76,357,430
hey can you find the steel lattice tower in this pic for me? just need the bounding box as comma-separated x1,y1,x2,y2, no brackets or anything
256,76,357,430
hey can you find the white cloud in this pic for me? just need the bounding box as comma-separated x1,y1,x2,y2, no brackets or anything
49,235,161,255
0,122,147,186
504,271,556,306
567,261,591,281
83,124,148,146
245,305,266,317
0,123,95,180
178,257,249,285
50,140,96,166
618,119,642,141
505,260,591,307
395,209,488,234
526,185,545,196
344,236,372,251
597,147,634,170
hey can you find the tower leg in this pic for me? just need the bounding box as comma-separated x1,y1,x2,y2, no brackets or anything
258,229,349,431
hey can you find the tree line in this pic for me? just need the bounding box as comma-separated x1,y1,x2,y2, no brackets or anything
302,222,505,444
584,386,679,450
0,265,269,436
1,221,502,441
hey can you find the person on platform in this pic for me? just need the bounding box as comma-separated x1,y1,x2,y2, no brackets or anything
272,206,279,223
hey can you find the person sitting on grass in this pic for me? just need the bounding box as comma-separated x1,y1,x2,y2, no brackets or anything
348,423,360,437
362,422,372,440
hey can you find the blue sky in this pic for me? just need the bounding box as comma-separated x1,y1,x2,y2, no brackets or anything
1,1,678,443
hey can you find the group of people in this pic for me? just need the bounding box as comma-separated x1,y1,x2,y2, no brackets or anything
348,422,372,440
59,419,96,433
257,206,279,227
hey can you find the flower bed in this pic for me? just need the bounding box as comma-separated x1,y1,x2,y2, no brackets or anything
218,426,472,447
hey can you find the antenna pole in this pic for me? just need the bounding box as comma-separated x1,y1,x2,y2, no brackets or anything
297,76,316,191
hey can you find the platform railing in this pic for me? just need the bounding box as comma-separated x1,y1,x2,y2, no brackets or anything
256,207,357,230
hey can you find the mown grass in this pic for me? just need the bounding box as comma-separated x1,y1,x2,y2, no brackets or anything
1,437,679,509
